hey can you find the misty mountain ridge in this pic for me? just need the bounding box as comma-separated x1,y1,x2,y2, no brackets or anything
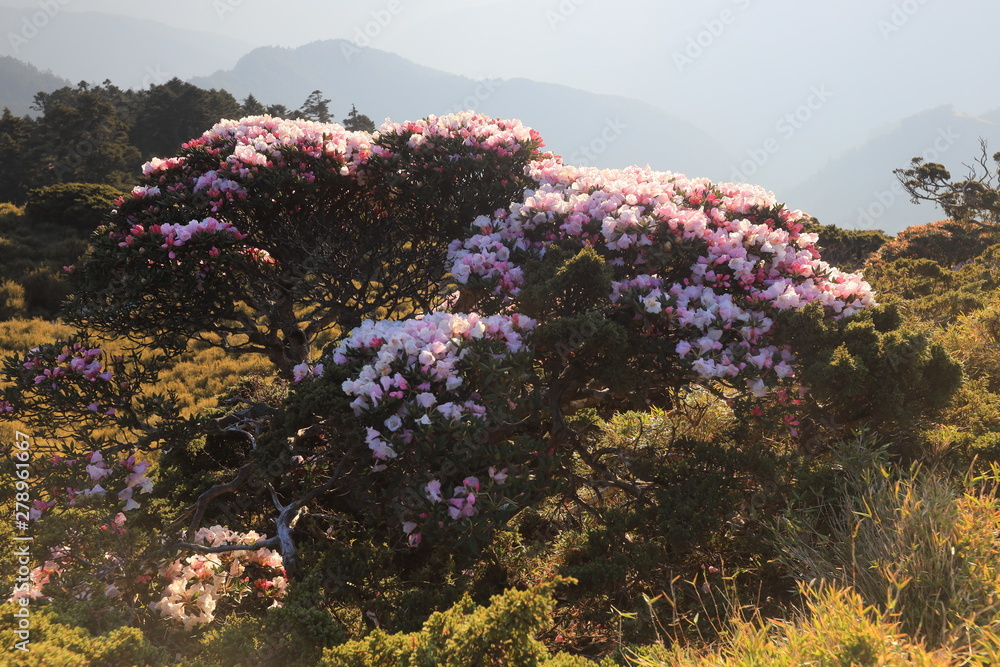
0,9,252,91
0,56,70,116
1,7,998,235
190,40,733,180
787,106,1000,233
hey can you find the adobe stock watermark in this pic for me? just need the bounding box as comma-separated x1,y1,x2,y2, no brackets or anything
140,65,171,89
855,126,960,229
877,0,930,39
673,0,752,73
9,431,34,654
545,0,588,30
570,117,628,167
445,78,505,116
7,0,72,54
212,0,243,19
340,1,404,62
730,85,834,182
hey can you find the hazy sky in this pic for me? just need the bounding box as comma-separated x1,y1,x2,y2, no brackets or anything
6,0,993,144
3,0,999,231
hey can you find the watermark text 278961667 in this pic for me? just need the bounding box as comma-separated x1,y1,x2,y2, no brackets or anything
10,431,34,653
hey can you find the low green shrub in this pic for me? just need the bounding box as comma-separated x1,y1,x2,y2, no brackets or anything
24,182,122,232
321,577,603,667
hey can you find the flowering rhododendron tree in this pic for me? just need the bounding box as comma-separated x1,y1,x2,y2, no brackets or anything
447,161,875,403
66,113,545,372
0,110,962,647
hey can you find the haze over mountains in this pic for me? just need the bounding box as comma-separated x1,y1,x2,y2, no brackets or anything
2,6,999,235
188,41,732,180
0,8,251,91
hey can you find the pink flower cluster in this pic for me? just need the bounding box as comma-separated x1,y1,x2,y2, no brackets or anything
375,111,543,159
32,451,154,515
291,362,324,383
424,474,503,520
107,117,374,266
402,467,510,546
8,451,153,599
22,342,113,390
447,162,875,395
117,217,246,254
141,156,185,176
186,114,373,176
150,525,286,630
330,312,535,464
9,548,65,602
137,116,373,198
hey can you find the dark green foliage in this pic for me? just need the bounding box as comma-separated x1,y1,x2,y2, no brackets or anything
297,89,332,123
776,303,962,435
24,182,122,231
931,378,1000,463
343,104,376,132
865,243,1000,323
865,257,954,301
546,404,786,648
0,107,33,204
802,218,889,270
27,81,142,189
241,93,267,116
151,430,258,525
939,297,1000,389
0,79,378,206
130,78,243,159
519,247,614,318
181,577,347,667
0,203,88,319
266,103,290,117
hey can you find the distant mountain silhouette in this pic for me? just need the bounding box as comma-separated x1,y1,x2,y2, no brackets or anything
189,40,735,180
785,106,1000,235
5,14,1000,238
0,56,70,116
0,9,251,90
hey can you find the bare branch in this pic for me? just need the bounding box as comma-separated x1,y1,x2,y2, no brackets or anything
168,459,254,541
162,537,279,555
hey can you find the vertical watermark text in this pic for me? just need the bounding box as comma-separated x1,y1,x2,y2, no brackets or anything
9,431,33,654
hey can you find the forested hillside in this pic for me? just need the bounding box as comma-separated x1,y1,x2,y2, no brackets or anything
0,78,373,205
3,87,1000,666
